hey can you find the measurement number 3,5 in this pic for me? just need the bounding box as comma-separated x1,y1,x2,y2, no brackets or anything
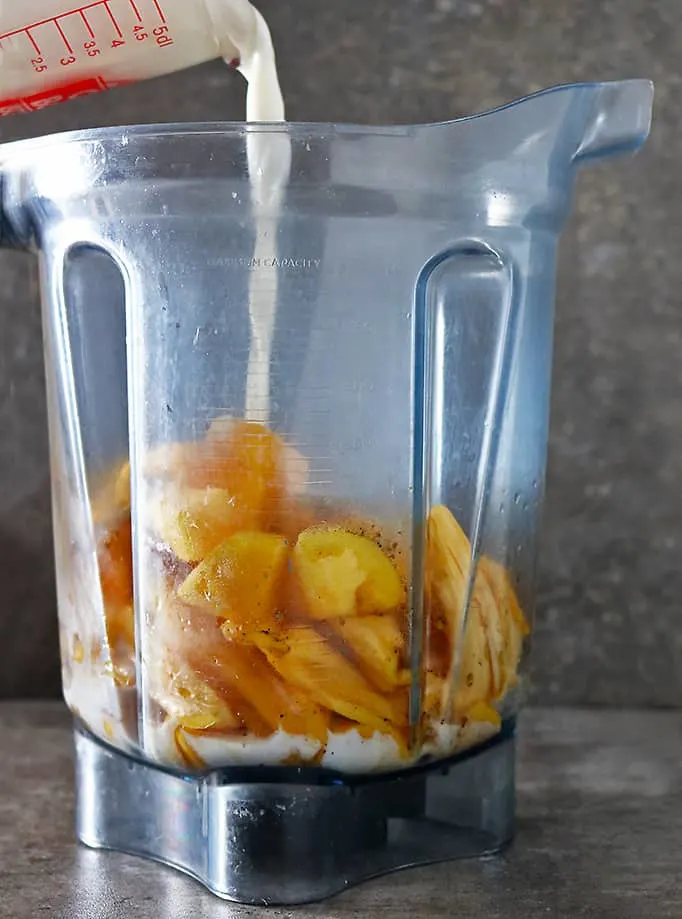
84,40,101,57
133,24,174,47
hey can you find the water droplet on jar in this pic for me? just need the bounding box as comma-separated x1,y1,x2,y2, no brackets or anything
513,493,520,504
532,479,538,489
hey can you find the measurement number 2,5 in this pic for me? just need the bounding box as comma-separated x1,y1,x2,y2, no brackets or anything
133,24,174,47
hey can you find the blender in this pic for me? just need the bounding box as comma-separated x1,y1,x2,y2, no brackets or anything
0,79,653,904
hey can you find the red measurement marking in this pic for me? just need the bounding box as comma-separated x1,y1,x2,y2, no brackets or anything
26,31,41,55
0,3,105,42
151,0,167,24
55,20,74,53
128,0,143,21
0,76,128,116
103,1,124,38
80,11,95,38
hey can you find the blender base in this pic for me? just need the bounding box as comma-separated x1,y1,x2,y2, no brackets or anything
74,724,515,905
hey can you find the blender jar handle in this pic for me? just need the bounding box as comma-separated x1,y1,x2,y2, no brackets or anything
410,241,520,708
413,240,518,534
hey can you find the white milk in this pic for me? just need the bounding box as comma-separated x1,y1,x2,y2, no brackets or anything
210,1,291,422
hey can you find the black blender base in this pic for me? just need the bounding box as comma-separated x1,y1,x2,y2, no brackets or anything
74,725,515,905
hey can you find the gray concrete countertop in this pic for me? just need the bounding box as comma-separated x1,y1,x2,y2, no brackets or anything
1,703,680,918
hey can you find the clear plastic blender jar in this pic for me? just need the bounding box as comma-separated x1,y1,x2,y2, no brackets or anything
0,79,653,904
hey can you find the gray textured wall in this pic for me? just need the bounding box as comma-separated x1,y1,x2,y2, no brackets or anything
0,0,679,704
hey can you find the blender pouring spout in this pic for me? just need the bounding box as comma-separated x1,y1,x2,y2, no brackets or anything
572,79,654,162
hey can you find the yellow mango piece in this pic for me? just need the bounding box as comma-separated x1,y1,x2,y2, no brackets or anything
331,614,406,692
114,460,131,509
481,556,530,638
337,515,410,585
200,641,329,743
426,505,513,708
98,517,136,664
91,460,131,525
189,418,280,498
426,505,470,635
293,526,405,619
174,727,207,770
479,557,528,699
471,567,505,698
430,598,494,718
150,655,240,732
206,415,309,493
105,604,136,654
255,626,407,733
464,699,502,728
177,419,309,535
151,485,260,563
424,672,445,717
178,532,288,635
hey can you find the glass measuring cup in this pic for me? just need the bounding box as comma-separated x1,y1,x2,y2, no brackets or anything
0,80,653,903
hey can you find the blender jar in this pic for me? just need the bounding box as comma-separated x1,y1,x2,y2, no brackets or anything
0,79,653,904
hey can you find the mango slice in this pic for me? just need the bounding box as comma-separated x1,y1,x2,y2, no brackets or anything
255,626,407,733
98,517,133,609
105,604,136,653
206,416,308,487
178,531,288,635
293,526,405,618
174,727,208,769
185,418,280,497
426,505,470,639
150,654,241,732
331,614,406,691
197,641,329,743
479,556,528,698
113,460,131,509
151,485,261,563
98,517,136,658
426,504,529,717
91,460,131,525
464,699,502,728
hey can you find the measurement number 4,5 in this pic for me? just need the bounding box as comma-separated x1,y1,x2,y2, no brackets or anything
133,24,174,47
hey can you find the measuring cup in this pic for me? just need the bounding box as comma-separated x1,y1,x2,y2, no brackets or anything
0,80,653,904
0,0,258,115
